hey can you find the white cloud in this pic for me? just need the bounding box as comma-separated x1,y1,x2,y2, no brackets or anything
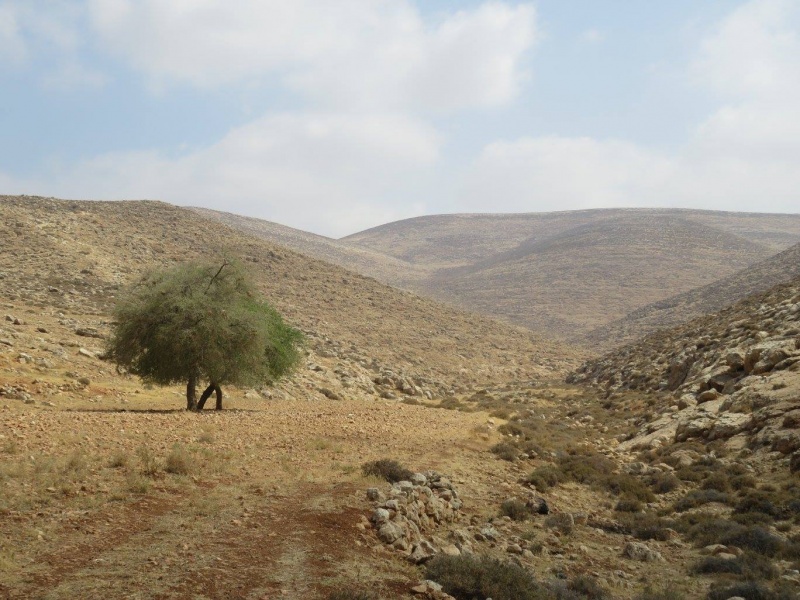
691,0,800,100
461,0,800,216
0,4,27,66
87,0,537,111
580,28,605,44
41,61,108,90
462,136,673,212
18,111,441,236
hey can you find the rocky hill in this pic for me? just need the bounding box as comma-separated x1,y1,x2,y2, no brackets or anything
583,242,800,349
200,207,800,344
0,196,578,397
570,275,800,459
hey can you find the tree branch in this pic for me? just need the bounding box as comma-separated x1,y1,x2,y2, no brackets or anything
205,261,229,294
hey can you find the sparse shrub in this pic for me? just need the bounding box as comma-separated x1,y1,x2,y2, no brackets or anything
674,489,731,512
125,472,150,495
326,590,379,600
790,452,800,473
735,495,780,519
706,580,796,600
490,408,511,420
425,554,549,600
604,474,654,503
108,452,128,469
622,513,674,541
676,514,740,547
701,472,731,493
721,526,782,557
635,584,685,600
730,474,758,491
438,397,464,411
526,466,562,491
63,450,87,475
615,495,643,513
544,513,574,535
733,512,775,527
558,451,615,484
692,552,777,579
137,446,160,478
559,575,610,599
165,444,192,475
492,442,519,462
361,459,412,483
648,472,680,494
500,499,535,521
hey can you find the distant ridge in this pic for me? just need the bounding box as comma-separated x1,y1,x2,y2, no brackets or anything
191,206,800,347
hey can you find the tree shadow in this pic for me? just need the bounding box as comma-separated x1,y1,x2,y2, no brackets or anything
62,407,264,414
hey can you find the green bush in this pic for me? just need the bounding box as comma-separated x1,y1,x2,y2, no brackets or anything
425,554,549,600
107,260,303,411
361,459,413,483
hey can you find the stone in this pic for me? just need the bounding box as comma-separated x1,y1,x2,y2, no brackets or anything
409,541,437,565
725,350,745,370
377,521,405,544
623,542,663,562
372,508,390,524
479,526,500,541
697,389,721,403
410,472,428,486
440,544,460,556
366,488,382,501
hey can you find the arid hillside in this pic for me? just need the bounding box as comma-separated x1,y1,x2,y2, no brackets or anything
199,207,800,344
2,196,799,600
584,241,800,349
0,196,578,389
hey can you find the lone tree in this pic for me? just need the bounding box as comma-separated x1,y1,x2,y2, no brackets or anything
107,260,303,411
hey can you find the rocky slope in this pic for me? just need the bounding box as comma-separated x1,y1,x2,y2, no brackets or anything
583,241,800,350
570,275,800,460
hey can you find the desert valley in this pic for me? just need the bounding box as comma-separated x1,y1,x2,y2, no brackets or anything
1,196,799,600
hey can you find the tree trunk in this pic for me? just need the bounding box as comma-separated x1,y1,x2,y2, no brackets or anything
214,385,223,410
186,376,197,411
196,383,215,411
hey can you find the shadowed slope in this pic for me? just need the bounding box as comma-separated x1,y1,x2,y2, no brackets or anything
582,241,800,350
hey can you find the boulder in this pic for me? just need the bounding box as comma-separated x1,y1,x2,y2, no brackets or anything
623,542,663,562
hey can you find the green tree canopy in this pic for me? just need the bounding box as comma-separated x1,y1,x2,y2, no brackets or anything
107,260,304,410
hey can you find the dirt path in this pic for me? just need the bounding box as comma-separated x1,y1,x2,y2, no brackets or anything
2,481,400,600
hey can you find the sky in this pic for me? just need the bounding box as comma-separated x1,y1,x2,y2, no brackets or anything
1,0,799,237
